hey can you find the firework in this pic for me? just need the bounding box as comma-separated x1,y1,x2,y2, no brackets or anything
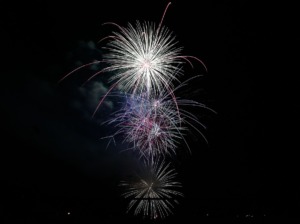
58,3,207,116
58,2,214,220
103,77,214,159
102,21,183,97
108,92,184,158
120,158,183,219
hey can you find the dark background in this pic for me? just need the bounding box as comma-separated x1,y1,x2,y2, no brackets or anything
1,0,298,222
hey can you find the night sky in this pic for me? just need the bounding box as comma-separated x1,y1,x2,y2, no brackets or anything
1,0,299,223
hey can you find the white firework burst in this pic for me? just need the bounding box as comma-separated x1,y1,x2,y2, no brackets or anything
119,159,183,219
59,3,207,116
102,21,184,97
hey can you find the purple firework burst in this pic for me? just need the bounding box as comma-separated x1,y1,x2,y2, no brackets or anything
103,78,214,159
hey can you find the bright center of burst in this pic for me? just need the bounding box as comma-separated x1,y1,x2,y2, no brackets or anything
143,60,150,69
139,53,155,71
153,100,160,107
141,58,152,70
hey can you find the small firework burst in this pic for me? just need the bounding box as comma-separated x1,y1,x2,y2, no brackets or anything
120,158,183,219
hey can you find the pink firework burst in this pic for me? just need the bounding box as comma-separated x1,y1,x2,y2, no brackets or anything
103,77,214,159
